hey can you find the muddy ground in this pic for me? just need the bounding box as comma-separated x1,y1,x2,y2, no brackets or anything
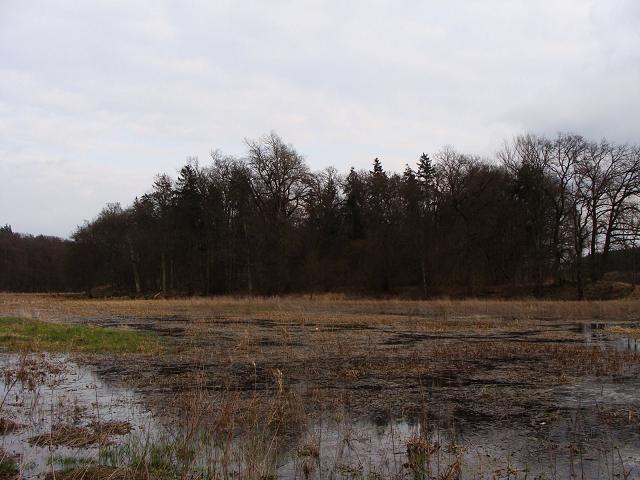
2,294,640,478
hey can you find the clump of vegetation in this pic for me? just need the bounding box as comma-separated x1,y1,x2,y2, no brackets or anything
90,421,133,436
29,422,132,449
29,424,112,448
0,317,159,353
0,417,22,435
608,325,640,339
0,449,18,480
45,465,147,480
405,434,439,475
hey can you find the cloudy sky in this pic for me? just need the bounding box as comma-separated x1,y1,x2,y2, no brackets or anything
1,1,639,237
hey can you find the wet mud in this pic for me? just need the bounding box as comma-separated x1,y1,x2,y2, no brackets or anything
3,296,640,477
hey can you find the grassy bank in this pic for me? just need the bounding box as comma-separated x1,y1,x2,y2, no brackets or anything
0,317,159,353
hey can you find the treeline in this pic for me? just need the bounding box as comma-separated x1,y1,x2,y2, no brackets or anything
3,132,640,298
0,225,70,292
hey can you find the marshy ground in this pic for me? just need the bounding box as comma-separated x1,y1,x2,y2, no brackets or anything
1,293,640,479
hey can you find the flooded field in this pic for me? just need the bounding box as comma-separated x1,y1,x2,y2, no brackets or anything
0,353,154,478
2,293,640,479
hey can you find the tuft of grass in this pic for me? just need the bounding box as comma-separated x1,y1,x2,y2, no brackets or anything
608,325,640,339
0,317,160,353
0,448,18,480
44,465,148,480
49,455,95,468
29,424,117,448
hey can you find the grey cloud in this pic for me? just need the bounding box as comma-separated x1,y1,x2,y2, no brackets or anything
1,0,638,236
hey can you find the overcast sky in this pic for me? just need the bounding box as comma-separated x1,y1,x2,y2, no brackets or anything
1,1,639,237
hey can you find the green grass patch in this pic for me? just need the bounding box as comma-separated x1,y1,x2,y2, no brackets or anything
0,317,160,353
49,454,95,468
0,450,18,480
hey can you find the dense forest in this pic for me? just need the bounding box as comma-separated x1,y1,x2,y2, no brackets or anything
2,132,639,298
0,225,69,292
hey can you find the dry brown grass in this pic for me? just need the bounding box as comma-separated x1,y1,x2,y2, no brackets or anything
28,422,131,448
45,465,152,480
429,341,636,377
0,417,22,435
2,293,640,327
89,421,133,436
608,325,640,339
6,292,628,417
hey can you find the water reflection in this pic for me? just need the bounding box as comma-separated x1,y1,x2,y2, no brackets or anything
0,353,154,479
278,409,640,479
580,322,640,352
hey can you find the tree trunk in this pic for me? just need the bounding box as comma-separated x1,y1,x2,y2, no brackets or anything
589,211,598,282
246,246,253,295
599,217,617,281
204,250,210,295
576,250,584,300
161,251,167,293
420,254,427,298
243,221,253,295
127,236,141,295
552,221,563,285
202,240,210,296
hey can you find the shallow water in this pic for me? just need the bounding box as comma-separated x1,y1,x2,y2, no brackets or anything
278,407,640,479
2,322,640,478
0,353,154,478
274,326,640,479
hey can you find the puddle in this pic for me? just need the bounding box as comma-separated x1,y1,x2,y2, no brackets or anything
0,353,155,478
578,322,640,352
555,374,640,408
278,408,640,479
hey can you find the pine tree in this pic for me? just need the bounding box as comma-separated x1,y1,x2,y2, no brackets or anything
417,153,435,196
371,157,384,176
344,167,364,240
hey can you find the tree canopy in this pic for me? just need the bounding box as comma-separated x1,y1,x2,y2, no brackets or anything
3,132,639,298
